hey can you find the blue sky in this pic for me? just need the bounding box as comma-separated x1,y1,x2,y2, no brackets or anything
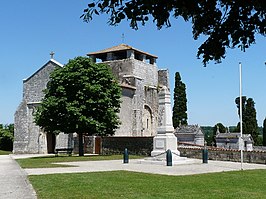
1,1,265,127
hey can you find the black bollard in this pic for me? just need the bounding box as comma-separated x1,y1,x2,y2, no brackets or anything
123,148,129,164
202,148,208,164
202,141,208,163
166,149,172,166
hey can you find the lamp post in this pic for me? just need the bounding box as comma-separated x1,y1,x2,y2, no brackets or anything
239,62,243,170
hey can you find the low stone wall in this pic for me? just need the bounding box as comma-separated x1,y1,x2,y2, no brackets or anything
178,147,266,164
99,137,266,164
102,136,153,156
253,146,266,151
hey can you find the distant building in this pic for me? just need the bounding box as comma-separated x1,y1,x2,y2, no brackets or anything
215,128,253,151
174,125,205,146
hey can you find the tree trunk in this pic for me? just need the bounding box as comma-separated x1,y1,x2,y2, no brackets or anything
78,132,84,156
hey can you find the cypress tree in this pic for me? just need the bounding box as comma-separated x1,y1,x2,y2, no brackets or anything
263,118,266,146
245,98,258,144
235,97,259,145
172,72,188,128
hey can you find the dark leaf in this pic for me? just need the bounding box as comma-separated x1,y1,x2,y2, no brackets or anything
88,3,95,8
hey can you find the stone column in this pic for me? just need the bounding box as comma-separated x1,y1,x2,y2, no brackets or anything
107,52,113,61
151,86,180,159
127,50,135,59
150,58,157,65
140,54,146,62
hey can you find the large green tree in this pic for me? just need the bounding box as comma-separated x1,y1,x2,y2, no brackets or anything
82,1,266,65
35,57,121,156
172,72,188,128
235,96,259,145
263,118,266,146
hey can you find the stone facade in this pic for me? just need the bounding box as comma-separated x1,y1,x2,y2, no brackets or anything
216,132,253,151
88,44,170,137
14,44,170,154
14,59,72,154
175,125,205,146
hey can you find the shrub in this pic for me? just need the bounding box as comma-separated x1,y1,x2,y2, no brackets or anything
0,124,14,151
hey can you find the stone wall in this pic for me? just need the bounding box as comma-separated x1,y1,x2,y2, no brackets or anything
106,59,158,87
178,147,266,164
104,58,160,137
14,60,70,154
158,69,170,89
102,136,153,156
253,146,266,151
131,59,158,86
100,137,266,164
23,61,57,102
115,88,135,136
14,61,58,154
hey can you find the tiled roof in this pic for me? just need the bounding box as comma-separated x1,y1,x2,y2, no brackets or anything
87,44,158,59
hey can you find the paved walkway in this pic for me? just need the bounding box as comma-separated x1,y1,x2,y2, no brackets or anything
11,154,266,176
23,158,266,176
1,154,266,199
0,155,36,199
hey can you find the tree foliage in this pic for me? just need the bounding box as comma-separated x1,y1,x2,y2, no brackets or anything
35,57,121,156
201,126,213,146
235,96,259,145
0,124,14,151
172,72,188,128
82,0,266,65
212,122,226,146
213,123,226,134
263,118,266,146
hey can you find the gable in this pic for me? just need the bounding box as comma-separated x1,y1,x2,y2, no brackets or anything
23,59,63,83
22,59,63,103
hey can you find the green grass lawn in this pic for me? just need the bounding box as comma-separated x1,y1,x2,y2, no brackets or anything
29,169,266,199
0,150,11,155
17,154,144,168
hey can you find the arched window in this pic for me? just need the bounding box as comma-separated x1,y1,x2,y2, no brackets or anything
142,105,153,136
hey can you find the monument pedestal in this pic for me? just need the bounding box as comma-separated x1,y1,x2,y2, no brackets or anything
141,86,187,165
151,133,180,160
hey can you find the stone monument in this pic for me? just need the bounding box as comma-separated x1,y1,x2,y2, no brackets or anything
150,86,181,160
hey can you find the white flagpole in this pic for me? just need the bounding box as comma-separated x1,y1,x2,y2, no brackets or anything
239,62,243,170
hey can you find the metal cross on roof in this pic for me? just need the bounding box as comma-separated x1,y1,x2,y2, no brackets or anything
50,51,55,59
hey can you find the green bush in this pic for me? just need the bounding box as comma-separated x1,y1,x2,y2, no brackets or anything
0,124,14,151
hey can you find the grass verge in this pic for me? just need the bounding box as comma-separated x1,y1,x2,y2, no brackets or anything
16,154,144,168
0,150,11,155
29,169,266,199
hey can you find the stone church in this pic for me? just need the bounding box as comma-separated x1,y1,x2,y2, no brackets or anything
13,44,171,154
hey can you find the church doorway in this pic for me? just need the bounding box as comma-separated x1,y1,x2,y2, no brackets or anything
142,105,153,136
47,133,56,153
